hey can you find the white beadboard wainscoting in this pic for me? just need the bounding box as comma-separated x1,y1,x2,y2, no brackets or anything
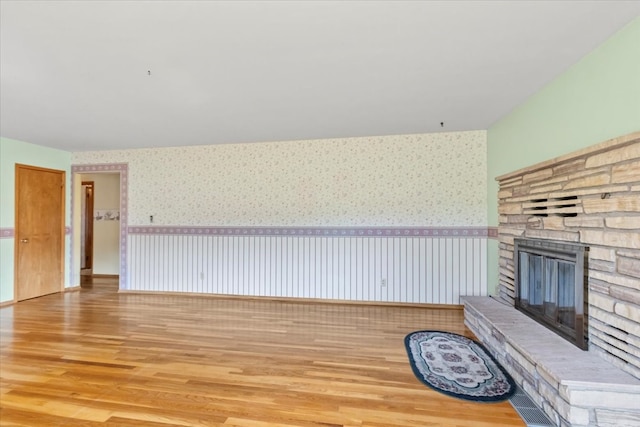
127,227,492,304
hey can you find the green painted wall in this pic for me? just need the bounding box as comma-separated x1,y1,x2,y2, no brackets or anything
0,137,72,302
486,17,640,293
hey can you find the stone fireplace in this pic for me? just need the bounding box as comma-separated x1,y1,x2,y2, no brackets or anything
462,131,640,427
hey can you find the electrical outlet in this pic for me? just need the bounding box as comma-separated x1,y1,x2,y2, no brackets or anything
381,278,387,287
199,272,204,280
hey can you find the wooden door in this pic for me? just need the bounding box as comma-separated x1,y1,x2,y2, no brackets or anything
15,164,65,301
81,181,94,269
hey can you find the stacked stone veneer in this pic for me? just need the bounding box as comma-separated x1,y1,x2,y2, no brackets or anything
464,131,640,427
496,131,640,378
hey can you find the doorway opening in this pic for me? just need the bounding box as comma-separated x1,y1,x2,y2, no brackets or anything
71,164,128,290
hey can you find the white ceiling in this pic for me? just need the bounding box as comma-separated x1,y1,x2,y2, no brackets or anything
1,1,639,152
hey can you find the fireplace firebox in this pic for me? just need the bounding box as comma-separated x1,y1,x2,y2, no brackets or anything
514,238,588,350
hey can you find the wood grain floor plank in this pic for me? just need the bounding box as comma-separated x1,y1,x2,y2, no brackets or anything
0,279,524,426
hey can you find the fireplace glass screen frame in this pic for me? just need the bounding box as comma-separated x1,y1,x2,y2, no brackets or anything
514,238,588,350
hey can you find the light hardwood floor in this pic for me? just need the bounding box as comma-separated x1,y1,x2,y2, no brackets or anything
0,278,525,427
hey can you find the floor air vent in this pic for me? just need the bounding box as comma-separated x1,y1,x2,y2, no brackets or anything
510,386,555,427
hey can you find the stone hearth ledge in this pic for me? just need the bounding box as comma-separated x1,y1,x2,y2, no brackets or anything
461,296,640,427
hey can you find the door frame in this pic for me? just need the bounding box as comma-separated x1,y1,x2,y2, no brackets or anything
71,164,128,290
14,163,66,301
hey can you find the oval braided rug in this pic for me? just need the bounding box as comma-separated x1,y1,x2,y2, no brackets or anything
404,330,516,402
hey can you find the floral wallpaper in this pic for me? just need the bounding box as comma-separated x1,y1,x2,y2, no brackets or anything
72,131,487,226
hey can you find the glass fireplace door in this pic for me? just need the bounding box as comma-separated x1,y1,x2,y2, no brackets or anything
515,237,586,350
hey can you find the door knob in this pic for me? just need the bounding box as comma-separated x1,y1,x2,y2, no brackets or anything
20,238,29,243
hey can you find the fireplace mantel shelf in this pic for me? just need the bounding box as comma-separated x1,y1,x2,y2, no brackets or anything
462,296,640,427
494,130,640,181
